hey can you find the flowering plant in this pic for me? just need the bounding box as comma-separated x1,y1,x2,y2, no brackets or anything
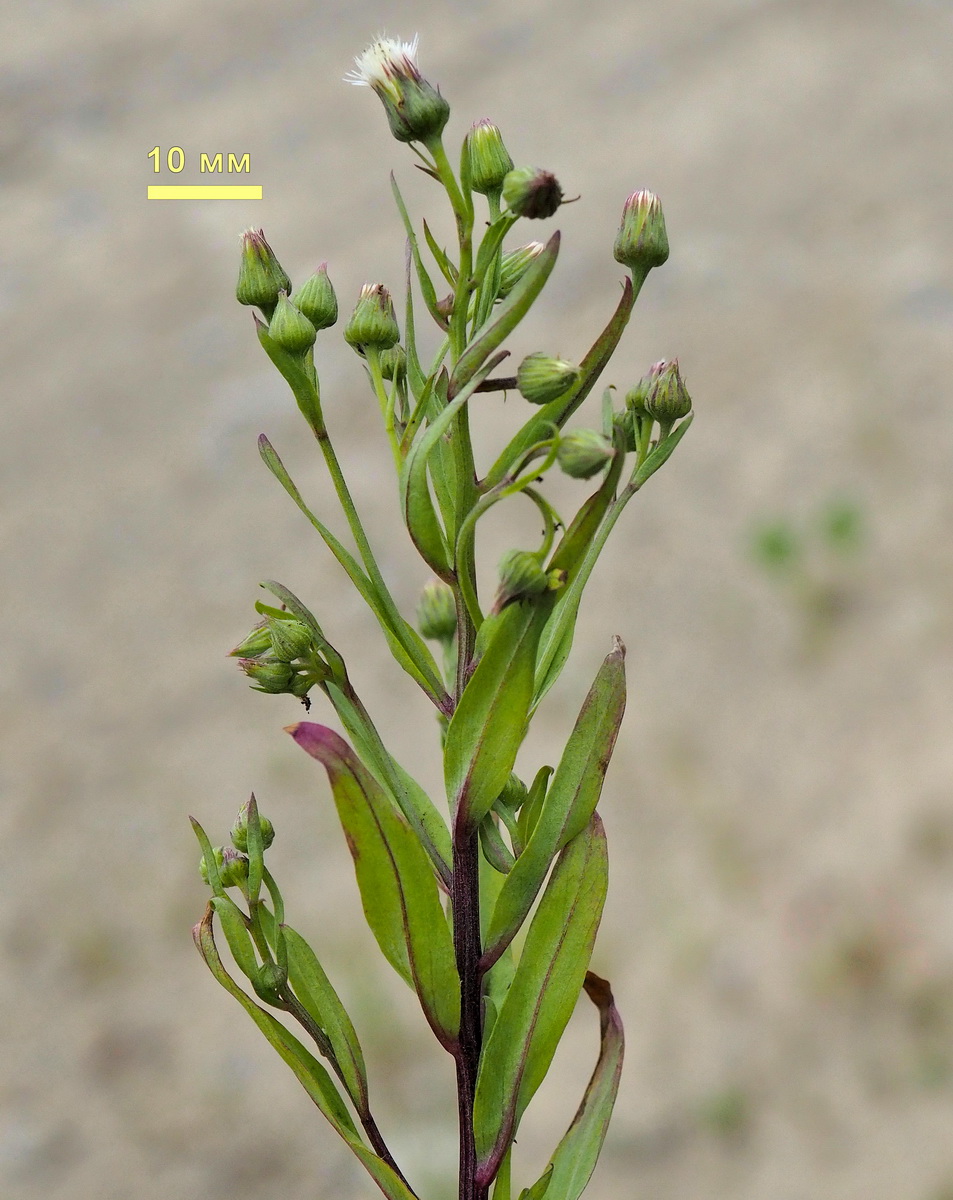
192,35,693,1200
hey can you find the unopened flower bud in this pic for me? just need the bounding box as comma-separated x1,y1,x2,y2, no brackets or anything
502,167,564,220
238,656,295,694
613,190,669,274
230,620,272,658
642,359,692,422
498,241,545,297
516,352,580,406
236,228,291,315
613,409,638,453
417,579,456,642
345,36,450,145
558,429,616,479
496,549,549,609
266,617,313,663
252,960,288,1003
466,120,514,195
230,799,276,853
378,343,407,382
199,845,249,889
344,284,400,351
291,264,338,330
268,294,317,356
625,376,652,417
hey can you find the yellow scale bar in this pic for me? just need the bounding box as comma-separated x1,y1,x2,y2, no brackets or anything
147,185,263,200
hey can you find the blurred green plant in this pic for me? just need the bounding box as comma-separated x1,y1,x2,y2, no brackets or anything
192,35,694,1200
750,497,865,654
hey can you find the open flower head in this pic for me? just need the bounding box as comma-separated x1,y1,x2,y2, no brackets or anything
345,35,450,144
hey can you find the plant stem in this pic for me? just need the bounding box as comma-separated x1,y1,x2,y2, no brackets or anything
451,824,487,1200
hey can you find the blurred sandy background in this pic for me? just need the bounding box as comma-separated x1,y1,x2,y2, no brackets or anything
3,0,953,1197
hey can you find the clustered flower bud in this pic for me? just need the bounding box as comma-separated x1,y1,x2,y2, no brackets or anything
498,241,545,297
516,352,580,406
291,264,338,330
613,190,669,274
641,359,692,423
502,167,563,220
466,120,514,196
496,549,551,609
417,579,457,642
199,845,250,889
230,798,276,853
345,36,450,145
268,293,317,356
236,229,291,317
557,429,616,479
378,344,407,382
344,284,401,351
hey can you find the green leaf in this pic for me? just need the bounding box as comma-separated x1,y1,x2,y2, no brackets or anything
391,174,447,329
449,231,560,398
536,973,625,1200
631,412,693,488
444,603,543,831
209,895,259,981
325,678,452,885
194,907,419,1200
485,277,636,489
281,923,370,1115
422,219,458,286
484,641,625,966
288,723,460,1047
473,816,609,1182
255,318,323,432
517,1167,553,1200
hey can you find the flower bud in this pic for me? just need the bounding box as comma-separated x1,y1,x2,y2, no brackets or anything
498,241,545,297
230,799,276,853
516,352,580,406
625,375,652,417
291,264,338,330
417,579,456,642
378,343,407,382
268,294,317,356
236,228,291,315
496,549,549,609
199,845,249,889
266,617,313,663
238,656,295,695
557,429,616,479
613,408,638,453
613,190,669,274
642,359,692,422
344,283,400,351
252,961,288,1003
229,620,272,658
345,36,450,145
466,120,514,196
502,167,564,220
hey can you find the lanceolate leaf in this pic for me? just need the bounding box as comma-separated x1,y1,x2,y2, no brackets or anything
444,603,543,832
483,641,625,967
282,922,370,1116
528,973,624,1200
473,816,609,1184
194,907,420,1200
288,723,460,1047
485,277,635,489
449,232,560,398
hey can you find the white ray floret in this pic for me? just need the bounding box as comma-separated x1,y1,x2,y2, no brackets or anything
345,36,421,99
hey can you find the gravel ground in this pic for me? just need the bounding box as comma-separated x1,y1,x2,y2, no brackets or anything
3,1,953,1198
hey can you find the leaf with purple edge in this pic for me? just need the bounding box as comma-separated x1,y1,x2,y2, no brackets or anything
288,722,460,1047
473,816,609,1184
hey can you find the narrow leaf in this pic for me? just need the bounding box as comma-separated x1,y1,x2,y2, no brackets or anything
422,219,458,286
474,816,609,1182
282,922,370,1114
449,231,560,398
631,412,693,488
391,174,447,329
538,972,625,1200
194,907,419,1200
210,894,260,982
288,723,460,1047
517,1167,553,1200
443,603,542,831
485,277,635,489
484,641,625,966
